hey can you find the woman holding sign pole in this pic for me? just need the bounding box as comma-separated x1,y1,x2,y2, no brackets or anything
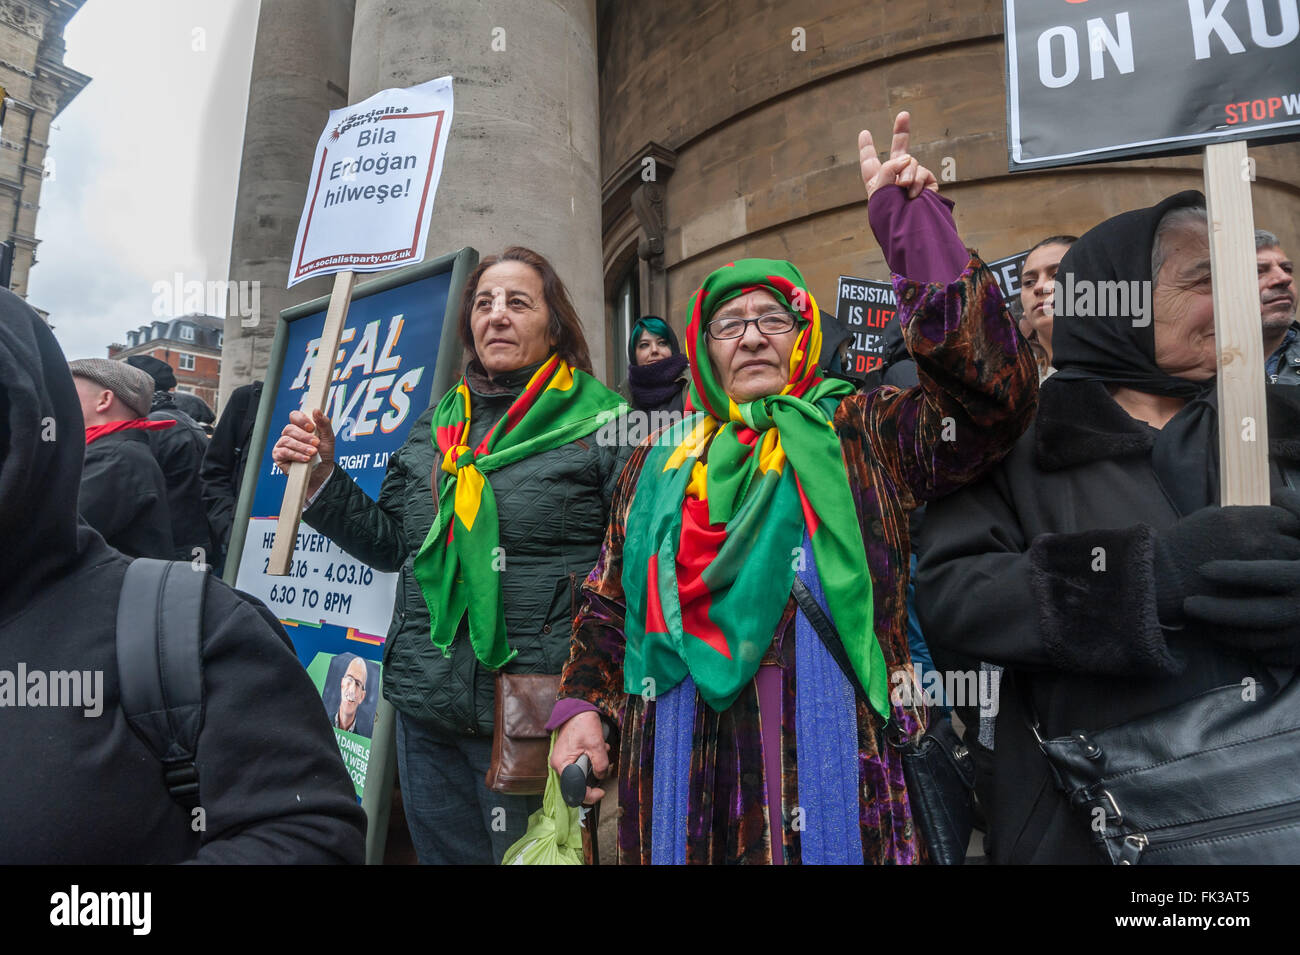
917,194,1300,864
273,247,629,864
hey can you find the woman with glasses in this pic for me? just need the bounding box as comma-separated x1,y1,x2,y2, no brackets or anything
547,112,1039,864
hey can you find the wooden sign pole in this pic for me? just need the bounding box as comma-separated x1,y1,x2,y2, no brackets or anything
267,269,357,575
1203,141,1271,508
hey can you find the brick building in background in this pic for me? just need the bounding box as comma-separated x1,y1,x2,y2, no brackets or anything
0,0,89,309
107,314,223,412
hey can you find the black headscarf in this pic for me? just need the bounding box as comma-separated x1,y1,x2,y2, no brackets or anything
1052,190,1208,398
1049,190,1217,515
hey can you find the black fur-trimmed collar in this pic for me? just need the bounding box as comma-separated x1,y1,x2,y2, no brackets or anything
1035,379,1153,470
1036,377,1300,471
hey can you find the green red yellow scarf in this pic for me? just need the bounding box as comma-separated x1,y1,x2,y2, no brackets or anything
413,354,626,667
622,259,887,716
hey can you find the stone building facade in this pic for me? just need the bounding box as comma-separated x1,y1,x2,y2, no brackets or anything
222,0,1300,396
0,0,88,305
597,1,1300,385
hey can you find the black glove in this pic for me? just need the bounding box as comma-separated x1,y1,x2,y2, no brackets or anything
1184,559,1300,665
1153,488,1300,625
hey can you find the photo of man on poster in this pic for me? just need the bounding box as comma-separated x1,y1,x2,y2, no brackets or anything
323,653,377,740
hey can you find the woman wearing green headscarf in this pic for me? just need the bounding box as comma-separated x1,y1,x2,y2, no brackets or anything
548,113,1039,864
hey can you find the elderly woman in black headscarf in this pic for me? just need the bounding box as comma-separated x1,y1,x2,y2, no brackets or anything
916,191,1300,864
625,315,689,416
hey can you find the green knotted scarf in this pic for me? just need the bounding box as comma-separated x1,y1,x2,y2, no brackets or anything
413,354,627,667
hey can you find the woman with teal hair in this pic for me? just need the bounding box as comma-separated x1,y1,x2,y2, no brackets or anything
548,113,1039,864
625,314,690,416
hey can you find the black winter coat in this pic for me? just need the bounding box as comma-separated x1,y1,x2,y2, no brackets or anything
147,395,214,562
304,360,630,737
201,381,262,557
1,293,366,863
79,427,174,560
917,379,1300,864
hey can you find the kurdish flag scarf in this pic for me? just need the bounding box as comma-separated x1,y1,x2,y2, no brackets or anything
412,354,626,668
621,259,888,717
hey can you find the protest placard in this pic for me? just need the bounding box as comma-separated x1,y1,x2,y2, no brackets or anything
1005,0,1297,504
271,76,456,575
833,275,897,374
986,249,1031,303
1005,0,1300,170
288,75,454,287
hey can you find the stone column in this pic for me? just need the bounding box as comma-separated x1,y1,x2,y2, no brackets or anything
348,0,605,378
221,0,354,405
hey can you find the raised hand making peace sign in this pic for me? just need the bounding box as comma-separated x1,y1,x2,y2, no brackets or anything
858,111,939,202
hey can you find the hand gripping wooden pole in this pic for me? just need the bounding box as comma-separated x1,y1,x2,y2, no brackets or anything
1203,142,1271,508
268,270,357,575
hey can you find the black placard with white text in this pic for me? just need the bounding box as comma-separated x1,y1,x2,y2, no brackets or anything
833,276,897,375
1005,0,1300,169
986,249,1031,303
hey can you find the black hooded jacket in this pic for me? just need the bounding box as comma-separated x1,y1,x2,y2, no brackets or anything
200,380,261,558
0,295,365,863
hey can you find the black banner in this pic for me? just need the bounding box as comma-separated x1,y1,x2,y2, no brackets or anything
833,275,897,374
1005,0,1300,169
7,863,1287,938
986,249,1031,304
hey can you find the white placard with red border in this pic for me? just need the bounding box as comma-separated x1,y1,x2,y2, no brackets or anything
288,76,454,288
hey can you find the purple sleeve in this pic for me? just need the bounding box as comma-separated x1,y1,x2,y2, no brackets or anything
545,697,600,731
867,185,969,286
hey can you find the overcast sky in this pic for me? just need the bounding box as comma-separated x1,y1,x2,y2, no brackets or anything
32,0,259,361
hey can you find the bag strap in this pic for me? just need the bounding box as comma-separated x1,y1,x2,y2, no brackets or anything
1013,674,1075,797
789,576,883,727
115,558,207,809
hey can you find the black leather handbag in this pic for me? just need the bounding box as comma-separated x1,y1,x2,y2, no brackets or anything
886,717,977,865
1025,672,1300,864
791,578,976,864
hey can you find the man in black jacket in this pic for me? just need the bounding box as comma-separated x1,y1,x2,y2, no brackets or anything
126,354,214,564
69,358,174,560
201,379,262,573
3,296,366,863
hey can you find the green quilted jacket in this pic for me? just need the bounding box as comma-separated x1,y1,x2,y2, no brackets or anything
303,359,630,736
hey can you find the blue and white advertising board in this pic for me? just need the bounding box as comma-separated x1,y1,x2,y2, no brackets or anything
227,250,475,859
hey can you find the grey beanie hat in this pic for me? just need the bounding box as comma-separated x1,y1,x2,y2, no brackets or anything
68,358,155,418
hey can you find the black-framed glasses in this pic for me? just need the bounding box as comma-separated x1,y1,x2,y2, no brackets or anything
705,311,798,340
343,674,366,693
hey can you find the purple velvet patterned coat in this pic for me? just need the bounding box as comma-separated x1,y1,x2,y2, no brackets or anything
558,255,1039,864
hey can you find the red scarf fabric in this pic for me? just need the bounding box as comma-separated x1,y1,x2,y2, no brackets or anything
84,418,174,446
